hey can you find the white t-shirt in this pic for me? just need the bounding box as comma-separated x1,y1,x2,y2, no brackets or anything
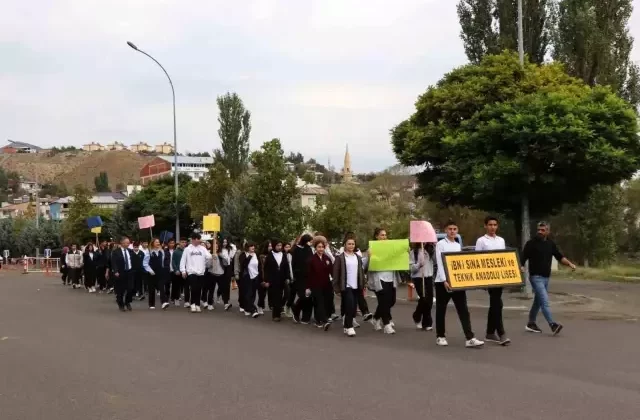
475,235,506,251
344,253,358,289
247,253,259,279
435,238,461,283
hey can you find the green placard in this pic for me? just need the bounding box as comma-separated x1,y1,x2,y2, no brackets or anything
368,239,410,272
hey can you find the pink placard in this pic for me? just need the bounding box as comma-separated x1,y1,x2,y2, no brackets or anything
138,215,155,229
410,220,437,243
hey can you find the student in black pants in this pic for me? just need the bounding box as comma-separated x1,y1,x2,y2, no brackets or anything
296,236,332,331
257,240,272,315
130,243,146,301
238,242,261,318
332,233,365,337
434,220,484,348
96,241,109,292
143,238,170,310
290,234,314,323
111,236,135,311
263,239,290,322
410,242,435,331
179,233,212,313
83,243,98,293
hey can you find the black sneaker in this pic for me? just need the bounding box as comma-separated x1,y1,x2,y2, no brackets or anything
126,304,132,311
485,333,501,343
550,323,563,336
363,313,373,322
323,322,331,331
525,322,542,333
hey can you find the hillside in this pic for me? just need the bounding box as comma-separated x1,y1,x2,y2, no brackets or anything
0,150,154,189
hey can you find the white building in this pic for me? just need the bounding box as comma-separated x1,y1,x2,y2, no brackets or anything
158,155,214,181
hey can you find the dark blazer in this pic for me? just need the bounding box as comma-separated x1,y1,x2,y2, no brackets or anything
111,247,135,277
239,252,260,280
306,253,333,290
264,252,290,287
130,250,145,272
291,245,313,283
332,252,365,293
83,251,99,276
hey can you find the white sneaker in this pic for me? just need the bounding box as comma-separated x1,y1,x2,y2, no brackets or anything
416,323,423,330
207,305,214,311
239,308,246,314
184,302,191,308
244,311,251,316
162,302,170,310
436,337,449,346
383,324,396,335
389,321,395,328
224,303,232,311
149,306,155,310
252,312,260,318
371,318,382,331
174,300,180,307
346,327,356,337
217,297,223,304
201,301,206,308
191,304,197,313
257,308,264,315
195,305,202,313
353,320,360,329
284,307,293,318
465,338,485,348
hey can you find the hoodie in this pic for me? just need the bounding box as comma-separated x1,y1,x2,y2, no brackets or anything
179,244,212,276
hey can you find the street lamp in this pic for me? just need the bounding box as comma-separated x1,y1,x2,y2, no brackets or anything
127,41,180,239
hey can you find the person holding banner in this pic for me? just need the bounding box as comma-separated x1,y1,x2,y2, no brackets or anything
180,233,212,313
434,221,484,348
363,228,399,335
475,216,511,345
143,238,171,310
410,242,434,331
332,233,365,337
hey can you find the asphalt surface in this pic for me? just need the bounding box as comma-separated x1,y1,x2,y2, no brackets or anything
1,274,639,420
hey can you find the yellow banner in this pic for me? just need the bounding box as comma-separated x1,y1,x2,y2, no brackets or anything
442,249,523,289
91,227,102,234
203,213,220,232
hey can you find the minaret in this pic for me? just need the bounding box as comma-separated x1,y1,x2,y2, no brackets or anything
341,144,353,183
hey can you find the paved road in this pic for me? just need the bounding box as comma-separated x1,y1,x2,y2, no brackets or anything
1,274,638,420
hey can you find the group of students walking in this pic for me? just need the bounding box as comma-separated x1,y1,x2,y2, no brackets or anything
60,216,575,347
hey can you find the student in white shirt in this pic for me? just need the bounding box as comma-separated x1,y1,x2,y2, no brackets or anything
434,220,484,348
179,233,213,313
332,233,365,337
475,216,511,346
410,242,435,331
238,242,261,318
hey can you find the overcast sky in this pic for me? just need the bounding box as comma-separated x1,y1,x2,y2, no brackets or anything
2,1,640,173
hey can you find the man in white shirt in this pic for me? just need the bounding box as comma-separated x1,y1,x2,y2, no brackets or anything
180,233,213,313
475,216,511,346
434,221,484,348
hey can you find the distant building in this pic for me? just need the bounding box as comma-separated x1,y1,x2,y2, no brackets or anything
83,142,105,152
118,184,143,197
155,142,174,154
49,192,127,220
341,144,353,183
0,140,42,154
139,155,213,184
296,179,328,211
0,198,51,219
130,142,152,153
106,141,126,151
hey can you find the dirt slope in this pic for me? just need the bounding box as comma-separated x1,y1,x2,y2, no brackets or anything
0,150,154,188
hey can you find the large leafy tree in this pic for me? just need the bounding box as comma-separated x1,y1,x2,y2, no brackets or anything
215,92,251,180
187,159,233,222
457,0,553,64
61,186,95,244
219,177,252,242
392,52,640,243
121,174,194,238
552,0,640,108
246,139,306,243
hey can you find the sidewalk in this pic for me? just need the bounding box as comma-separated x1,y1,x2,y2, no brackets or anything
387,279,640,321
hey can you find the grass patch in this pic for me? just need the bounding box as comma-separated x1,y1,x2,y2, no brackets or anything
555,263,640,283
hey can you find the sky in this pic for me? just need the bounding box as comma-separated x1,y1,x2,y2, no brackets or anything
2,0,640,173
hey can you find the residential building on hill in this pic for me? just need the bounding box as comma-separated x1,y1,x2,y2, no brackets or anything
0,198,52,219
296,179,327,211
83,142,105,152
155,142,174,154
106,141,126,151
130,142,152,153
0,140,42,154
49,192,127,220
139,155,213,184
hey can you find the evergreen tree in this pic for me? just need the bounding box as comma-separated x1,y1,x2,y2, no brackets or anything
215,92,251,180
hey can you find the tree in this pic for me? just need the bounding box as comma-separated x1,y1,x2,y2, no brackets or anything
215,92,251,180
457,0,553,64
94,172,110,192
219,177,252,241
40,182,69,198
62,186,95,243
552,0,640,108
245,139,306,243
187,159,233,222
302,171,317,185
391,52,640,245
105,207,136,241
187,152,211,157
287,152,305,164
121,174,194,239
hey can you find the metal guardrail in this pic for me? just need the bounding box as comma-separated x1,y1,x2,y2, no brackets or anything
24,257,60,275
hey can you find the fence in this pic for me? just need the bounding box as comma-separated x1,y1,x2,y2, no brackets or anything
23,257,60,275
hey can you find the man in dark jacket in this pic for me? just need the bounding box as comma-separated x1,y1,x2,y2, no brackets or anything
290,234,313,323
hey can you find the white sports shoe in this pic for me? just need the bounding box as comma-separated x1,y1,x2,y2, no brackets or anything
184,302,191,308
257,308,264,315
436,337,449,346
162,302,170,310
207,305,214,311
465,338,485,348
346,327,356,337
195,305,202,313
371,318,382,331
191,304,197,313
149,306,155,310
383,324,396,335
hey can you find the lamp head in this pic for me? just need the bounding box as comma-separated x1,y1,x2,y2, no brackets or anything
126,41,138,50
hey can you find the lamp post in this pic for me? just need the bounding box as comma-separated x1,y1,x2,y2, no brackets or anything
127,41,180,240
